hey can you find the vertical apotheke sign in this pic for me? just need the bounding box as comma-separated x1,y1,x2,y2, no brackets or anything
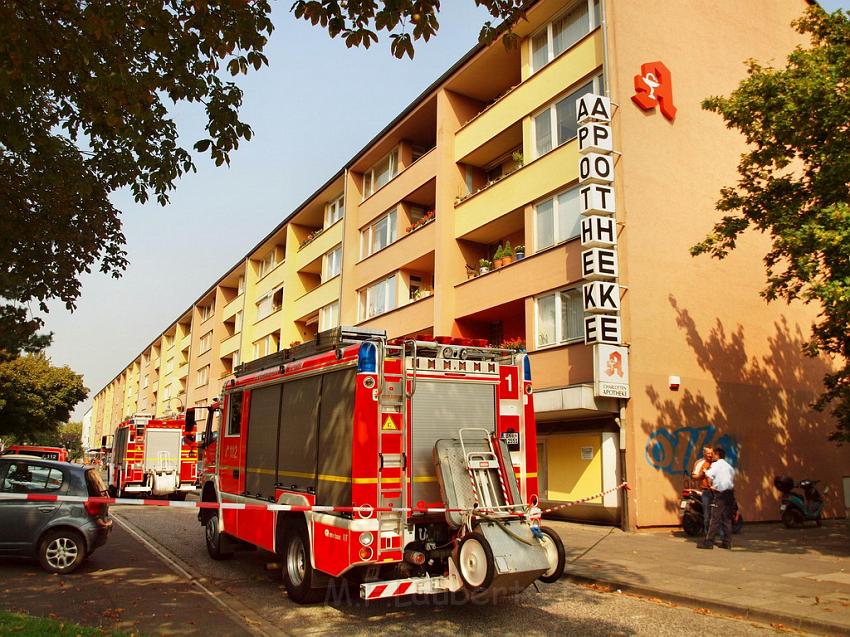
576,94,630,399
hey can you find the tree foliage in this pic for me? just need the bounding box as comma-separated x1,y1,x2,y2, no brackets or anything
695,6,850,442
0,354,87,440
290,0,527,59
0,0,273,344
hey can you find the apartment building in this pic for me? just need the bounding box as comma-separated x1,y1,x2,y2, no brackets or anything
90,0,850,527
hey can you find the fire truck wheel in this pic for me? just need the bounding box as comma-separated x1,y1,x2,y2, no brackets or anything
205,514,233,560
38,529,87,574
537,526,566,584
169,492,187,501
457,532,495,592
282,522,325,604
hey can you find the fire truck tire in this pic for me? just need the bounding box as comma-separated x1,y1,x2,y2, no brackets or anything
205,514,233,560
537,526,566,584
169,492,187,501
457,532,495,593
282,522,326,604
38,529,87,574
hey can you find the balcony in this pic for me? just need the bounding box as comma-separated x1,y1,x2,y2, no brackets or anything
455,243,582,318
355,220,437,290
295,221,343,272
454,30,603,165
358,295,435,339
455,141,578,240
358,149,438,227
527,344,593,392
220,332,241,357
222,294,244,321
291,279,341,323
177,363,189,379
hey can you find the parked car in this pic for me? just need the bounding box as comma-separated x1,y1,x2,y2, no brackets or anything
0,455,112,573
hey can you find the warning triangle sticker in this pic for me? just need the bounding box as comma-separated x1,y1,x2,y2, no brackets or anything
382,416,398,431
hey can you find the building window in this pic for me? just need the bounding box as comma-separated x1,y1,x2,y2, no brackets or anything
322,245,342,281
234,310,243,333
359,274,397,320
257,249,277,279
199,304,212,322
196,365,210,388
324,194,345,228
253,332,278,359
198,330,212,354
535,288,583,347
363,147,399,198
165,358,174,374
530,0,599,74
535,186,581,251
360,209,397,258
142,374,149,389
255,288,283,321
232,349,241,369
532,75,603,158
237,275,245,295
319,301,340,331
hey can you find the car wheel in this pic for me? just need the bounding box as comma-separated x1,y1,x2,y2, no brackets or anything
281,521,325,604
457,532,495,593
537,526,566,584
39,529,86,574
205,514,233,560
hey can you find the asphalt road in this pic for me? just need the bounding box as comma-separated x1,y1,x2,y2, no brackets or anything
110,505,810,637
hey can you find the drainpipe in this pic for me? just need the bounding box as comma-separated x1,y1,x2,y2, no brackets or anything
618,398,634,531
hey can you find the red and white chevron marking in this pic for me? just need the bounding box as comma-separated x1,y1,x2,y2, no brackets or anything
0,482,630,515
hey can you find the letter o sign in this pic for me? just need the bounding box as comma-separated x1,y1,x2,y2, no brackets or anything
579,152,614,185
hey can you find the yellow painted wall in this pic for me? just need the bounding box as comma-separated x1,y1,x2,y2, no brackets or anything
544,434,602,503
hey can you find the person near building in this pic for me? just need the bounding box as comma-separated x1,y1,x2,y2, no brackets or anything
698,446,735,550
691,446,714,535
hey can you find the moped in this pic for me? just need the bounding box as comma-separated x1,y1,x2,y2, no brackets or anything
679,487,744,536
773,476,826,528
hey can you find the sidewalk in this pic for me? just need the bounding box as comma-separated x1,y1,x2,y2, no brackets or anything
547,518,850,635
0,524,252,636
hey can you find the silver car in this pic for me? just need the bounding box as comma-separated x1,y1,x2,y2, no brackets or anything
0,455,113,573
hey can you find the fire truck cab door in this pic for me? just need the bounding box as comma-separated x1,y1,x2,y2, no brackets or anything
219,391,248,497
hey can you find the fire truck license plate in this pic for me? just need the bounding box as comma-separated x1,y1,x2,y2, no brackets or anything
501,432,519,445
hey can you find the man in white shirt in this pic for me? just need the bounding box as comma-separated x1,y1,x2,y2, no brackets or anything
697,446,735,550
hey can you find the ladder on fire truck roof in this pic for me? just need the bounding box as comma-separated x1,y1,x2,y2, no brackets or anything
233,326,386,377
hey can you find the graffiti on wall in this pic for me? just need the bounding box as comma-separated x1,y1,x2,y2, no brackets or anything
645,425,738,475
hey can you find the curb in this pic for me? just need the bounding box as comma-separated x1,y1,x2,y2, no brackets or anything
563,572,850,636
112,511,286,637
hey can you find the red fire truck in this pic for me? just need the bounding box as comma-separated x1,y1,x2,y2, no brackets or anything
0,445,68,462
193,327,565,603
105,414,198,499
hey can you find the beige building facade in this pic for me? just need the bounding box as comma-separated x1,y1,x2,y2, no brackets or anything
90,0,850,527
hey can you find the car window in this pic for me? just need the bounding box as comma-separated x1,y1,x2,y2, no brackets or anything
0,462,64,493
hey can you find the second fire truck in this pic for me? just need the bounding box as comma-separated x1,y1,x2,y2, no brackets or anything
105,414,197,499
193,327,565,603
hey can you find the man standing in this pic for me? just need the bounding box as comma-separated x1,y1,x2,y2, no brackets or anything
698,446,735,550
691,446,714,536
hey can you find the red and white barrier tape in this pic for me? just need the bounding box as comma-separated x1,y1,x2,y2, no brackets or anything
0,482,630,516
538,481,631,515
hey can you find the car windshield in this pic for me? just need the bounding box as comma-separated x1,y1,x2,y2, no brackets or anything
85,468,108,496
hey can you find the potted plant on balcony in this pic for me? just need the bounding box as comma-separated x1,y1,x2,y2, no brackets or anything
515,244,526,260
493,245,505,268
479,258,491,275
503,241,514,265
499,337,526,352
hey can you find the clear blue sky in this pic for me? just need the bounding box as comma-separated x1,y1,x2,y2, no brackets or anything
40,1,850,420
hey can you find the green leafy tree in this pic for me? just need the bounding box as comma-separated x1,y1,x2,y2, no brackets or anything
0,354,87,440
694,6,850,442
0,0,273,344
291,0,526,58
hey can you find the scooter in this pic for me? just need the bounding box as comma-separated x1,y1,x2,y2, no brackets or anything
773,476,826,528
679,487,744,537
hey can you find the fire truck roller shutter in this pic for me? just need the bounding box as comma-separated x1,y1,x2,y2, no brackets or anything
245,383,282,499
144,428,182,472
411,381,496,505
277,376,320,494
114,427,129,466
316,368,356,507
